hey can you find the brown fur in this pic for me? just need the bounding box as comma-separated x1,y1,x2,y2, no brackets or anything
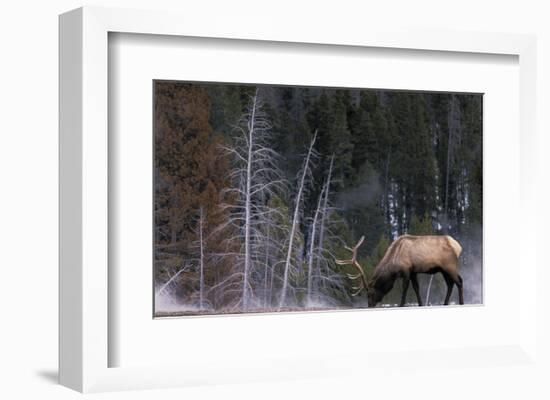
367,235,464,307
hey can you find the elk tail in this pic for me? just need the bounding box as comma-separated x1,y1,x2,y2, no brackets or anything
447,236,463,259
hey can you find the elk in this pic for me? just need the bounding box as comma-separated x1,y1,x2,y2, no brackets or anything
336,235,464,307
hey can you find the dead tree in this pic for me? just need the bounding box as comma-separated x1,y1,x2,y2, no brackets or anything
221,90,286,310
279,131,318,308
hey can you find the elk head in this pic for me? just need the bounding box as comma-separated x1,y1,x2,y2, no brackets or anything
335,236,374,306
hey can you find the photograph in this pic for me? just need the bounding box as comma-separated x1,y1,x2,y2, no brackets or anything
153,81,483,317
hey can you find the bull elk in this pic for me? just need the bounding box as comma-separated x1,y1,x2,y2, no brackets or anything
336,235,464,307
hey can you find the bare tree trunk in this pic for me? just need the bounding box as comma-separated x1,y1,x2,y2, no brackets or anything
157,263,188,296
306,185,325,305
263,225,271,307
383,149,391,237
269,256,276,307
316,155,334,290
279,131,317,308
425,274,434,306
443,97,454,234
427,95,458,305
242,94,258,310
169,183,179,244
222,89,286,311
198,207,205,309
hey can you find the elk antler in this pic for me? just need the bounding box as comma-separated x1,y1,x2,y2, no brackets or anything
335,236,368,296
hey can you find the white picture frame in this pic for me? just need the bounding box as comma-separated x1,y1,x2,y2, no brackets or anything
59,6,543,394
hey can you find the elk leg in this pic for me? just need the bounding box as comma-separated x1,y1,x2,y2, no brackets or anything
410,273,423,306
400,274,410,307
443,272,454,305
446,272,465,305
456,274,464,305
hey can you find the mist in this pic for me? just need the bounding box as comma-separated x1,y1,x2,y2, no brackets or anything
459,227,483,305
155,287,204,314
335,171,382,209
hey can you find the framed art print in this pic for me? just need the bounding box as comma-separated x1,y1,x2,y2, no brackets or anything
59,6,544,395
107,29,521,371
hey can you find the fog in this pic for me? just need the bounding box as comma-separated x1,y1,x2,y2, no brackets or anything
335,172,382,209
155,287,204,314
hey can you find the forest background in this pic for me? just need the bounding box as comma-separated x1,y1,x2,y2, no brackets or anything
154,81,483,316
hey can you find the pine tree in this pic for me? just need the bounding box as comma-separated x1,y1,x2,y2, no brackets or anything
154,82,233,309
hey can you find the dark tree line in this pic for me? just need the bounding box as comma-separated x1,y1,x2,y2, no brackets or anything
154,81,483,315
